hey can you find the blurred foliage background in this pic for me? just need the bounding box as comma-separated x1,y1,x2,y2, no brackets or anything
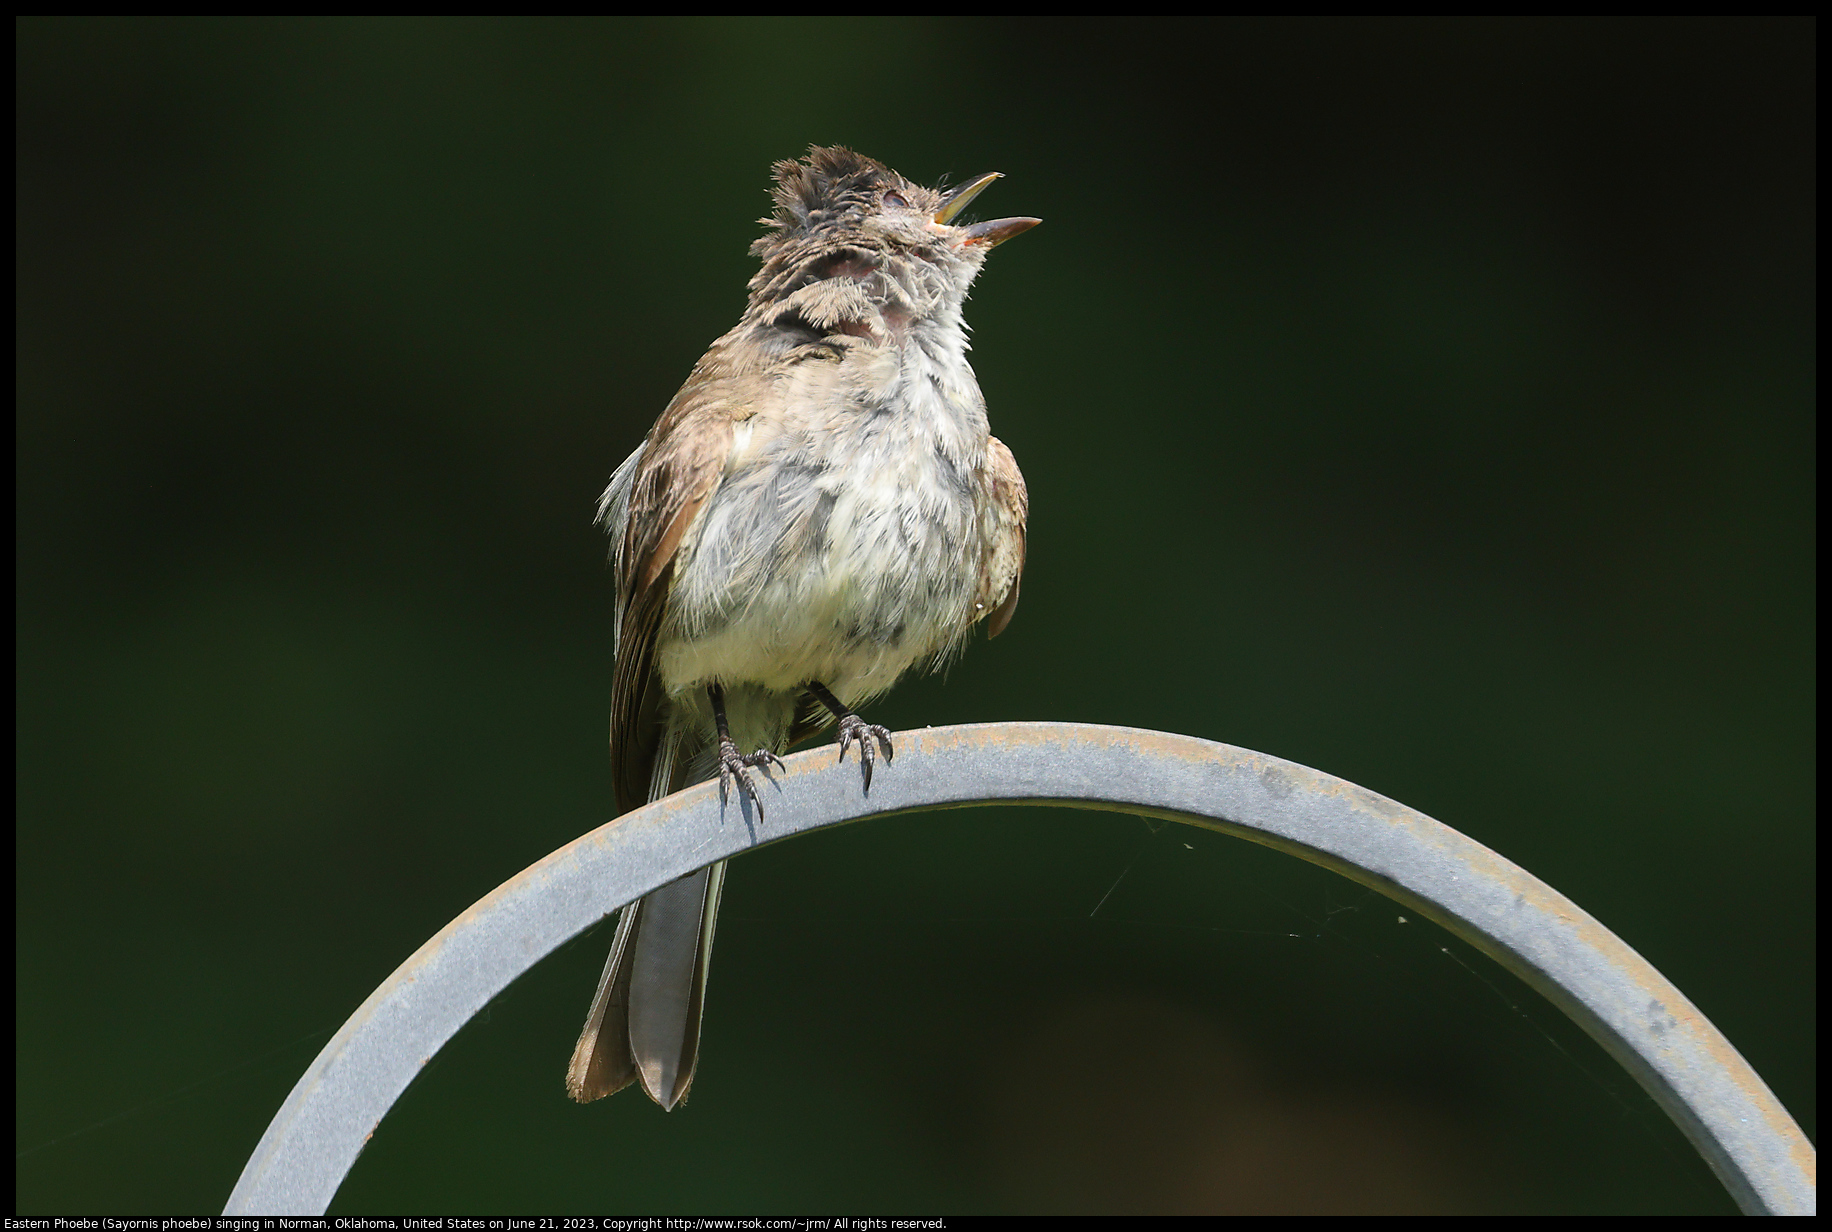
16,17,1813,1215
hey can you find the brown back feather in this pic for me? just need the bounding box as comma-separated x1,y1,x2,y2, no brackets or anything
983,435,1029,639
608,375,737,813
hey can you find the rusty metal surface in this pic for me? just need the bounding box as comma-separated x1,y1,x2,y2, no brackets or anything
224,722,1815,1215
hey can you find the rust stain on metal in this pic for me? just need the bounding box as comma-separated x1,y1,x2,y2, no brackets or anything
235,721,1810,1216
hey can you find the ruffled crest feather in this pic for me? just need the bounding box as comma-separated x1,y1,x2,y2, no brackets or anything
760,146,904,237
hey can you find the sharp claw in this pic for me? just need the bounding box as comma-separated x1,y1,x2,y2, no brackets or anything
717,739,780,820
832,715,894,792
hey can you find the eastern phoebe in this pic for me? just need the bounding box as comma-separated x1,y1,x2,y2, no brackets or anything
567,146,1037,1108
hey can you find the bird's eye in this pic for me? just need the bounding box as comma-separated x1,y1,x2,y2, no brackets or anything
882,191,908,210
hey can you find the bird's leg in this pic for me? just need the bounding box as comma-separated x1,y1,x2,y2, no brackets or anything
709,683,783,817
806,681,894,791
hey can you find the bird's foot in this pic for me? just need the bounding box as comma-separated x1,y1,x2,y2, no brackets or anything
835,714,895,791
718,737,783,818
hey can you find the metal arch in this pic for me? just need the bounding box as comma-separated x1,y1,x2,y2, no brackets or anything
224,722,1815,1216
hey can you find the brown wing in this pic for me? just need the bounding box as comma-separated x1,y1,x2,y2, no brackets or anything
981,435,1029,638
607,377,737,813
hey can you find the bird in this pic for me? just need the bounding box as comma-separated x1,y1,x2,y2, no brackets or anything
566,145,1036,1109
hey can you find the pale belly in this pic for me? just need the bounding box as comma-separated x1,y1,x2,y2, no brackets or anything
657,409,984,716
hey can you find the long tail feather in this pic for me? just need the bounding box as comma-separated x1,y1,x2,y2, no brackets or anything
567,721,724,1108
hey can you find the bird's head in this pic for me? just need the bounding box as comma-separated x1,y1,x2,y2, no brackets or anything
748,146,1039,305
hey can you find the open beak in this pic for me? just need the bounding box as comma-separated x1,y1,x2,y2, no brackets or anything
935,171,1042,248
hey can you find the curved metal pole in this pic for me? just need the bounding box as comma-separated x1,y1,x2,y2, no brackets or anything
225,723,1814,1215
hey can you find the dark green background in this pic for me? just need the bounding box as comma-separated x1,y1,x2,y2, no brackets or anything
16,17,1814,1215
